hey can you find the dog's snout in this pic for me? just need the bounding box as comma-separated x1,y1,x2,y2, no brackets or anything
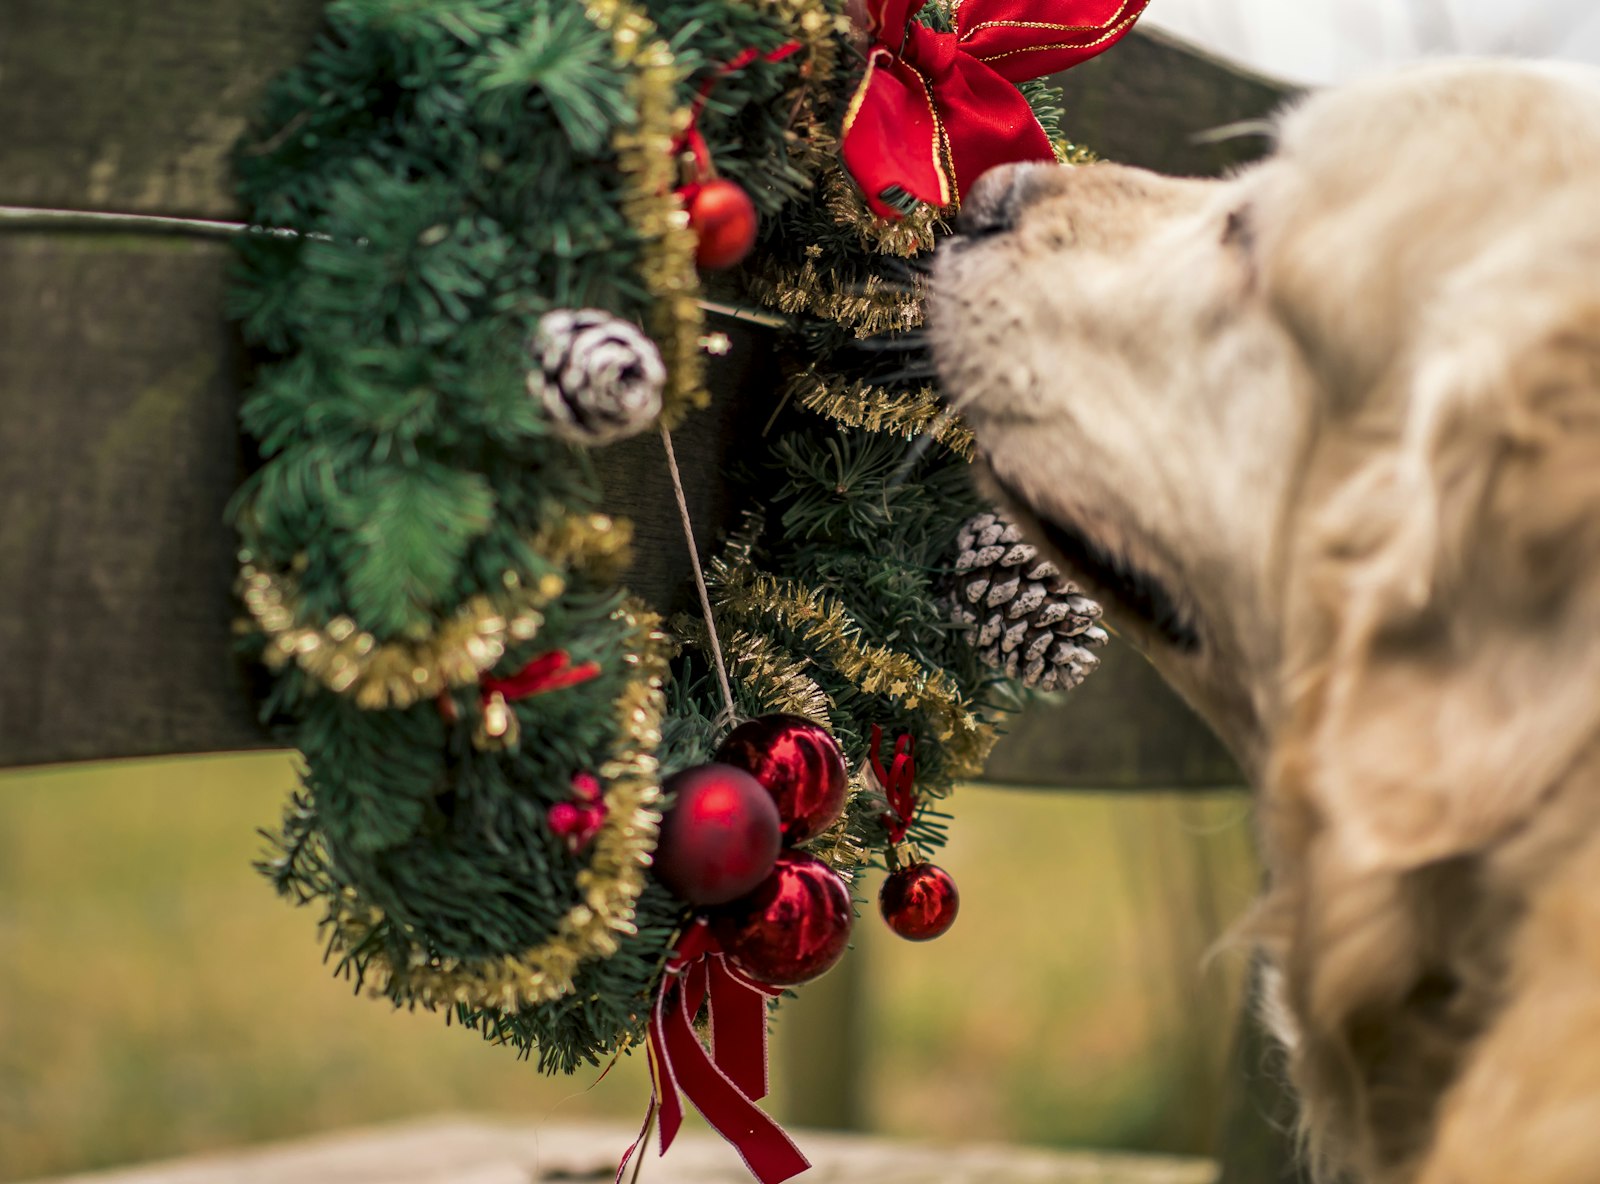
954,163,1044,238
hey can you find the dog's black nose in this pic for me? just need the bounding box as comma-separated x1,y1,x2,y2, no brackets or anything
954,162,1040,238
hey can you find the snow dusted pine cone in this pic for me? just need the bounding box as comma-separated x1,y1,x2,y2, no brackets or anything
528,309,665,445
949,511,1109,692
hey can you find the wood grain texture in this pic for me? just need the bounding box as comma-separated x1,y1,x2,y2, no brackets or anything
0,0,323,219
26,1116,1218,1184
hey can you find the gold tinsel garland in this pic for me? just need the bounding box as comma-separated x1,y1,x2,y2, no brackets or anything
747,245,925,337
588,0,705,425
788,369,975,458
236,558,563,711
714,565,997,778
235,514,631,711
328,605,672,1011
677,617,836,727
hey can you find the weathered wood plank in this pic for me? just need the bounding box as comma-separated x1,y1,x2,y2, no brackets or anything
0,232,780,766
25,1116,1218,1184
984,640,1241,789
0,0,324,219
0,14,1288,780
0,232,263,763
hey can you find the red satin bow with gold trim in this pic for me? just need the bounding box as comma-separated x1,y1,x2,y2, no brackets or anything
840,0,1148,218
617,921,809,1184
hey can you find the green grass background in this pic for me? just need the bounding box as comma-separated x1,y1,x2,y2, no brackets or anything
0,755,1256,1181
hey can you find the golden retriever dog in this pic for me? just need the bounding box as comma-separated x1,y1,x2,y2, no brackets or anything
931,61,1600,1184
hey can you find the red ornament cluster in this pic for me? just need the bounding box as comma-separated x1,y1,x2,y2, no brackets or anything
653,763,781,905
652,714,853,986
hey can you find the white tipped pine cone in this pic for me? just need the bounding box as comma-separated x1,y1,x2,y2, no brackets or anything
949,511,1108,692
528,309,665,445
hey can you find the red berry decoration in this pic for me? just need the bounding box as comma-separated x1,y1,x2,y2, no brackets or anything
879,862,959,941
686,178,758,270
653,763,782,906
711,851,854,986
715,714,848,845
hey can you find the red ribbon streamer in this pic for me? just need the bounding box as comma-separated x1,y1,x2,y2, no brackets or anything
481,650,601,703
840,0,1148,217
869,724,917,844
617,922,810,1184
674,42,804,191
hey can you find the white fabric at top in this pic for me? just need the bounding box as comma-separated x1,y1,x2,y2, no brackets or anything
1141,0,1600,85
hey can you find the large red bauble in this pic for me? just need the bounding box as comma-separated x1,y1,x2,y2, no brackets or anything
653,763,782,906
715,714,848,845
879,862,959,941
687,179,758,270
711,851,854,986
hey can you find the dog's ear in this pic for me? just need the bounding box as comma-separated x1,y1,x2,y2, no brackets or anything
1297,284,1600,869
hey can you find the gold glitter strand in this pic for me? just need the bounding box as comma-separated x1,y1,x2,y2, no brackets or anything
331,606,673,1010
713,566,996,777
235,513,633,710
588,0,706,425
677,617,835,727
747,248,925,337
789,369,975,458
822,168,944,258
236,559,561,711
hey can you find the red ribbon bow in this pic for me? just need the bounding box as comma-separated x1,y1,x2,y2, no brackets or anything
868,724,917,843
618,921,810,1184
840,0,1148,217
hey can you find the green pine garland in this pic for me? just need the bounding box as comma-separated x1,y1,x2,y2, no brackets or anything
233,0,1064,1075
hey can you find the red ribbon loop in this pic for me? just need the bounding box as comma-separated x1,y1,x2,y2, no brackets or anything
481,650,601,702
840,0,1148,217
618,921,810,1184
869,724,917,844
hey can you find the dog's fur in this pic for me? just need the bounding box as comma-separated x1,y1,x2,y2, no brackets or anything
931,62,1600,1183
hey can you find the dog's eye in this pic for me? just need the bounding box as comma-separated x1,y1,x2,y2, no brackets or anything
1222,205,1254,250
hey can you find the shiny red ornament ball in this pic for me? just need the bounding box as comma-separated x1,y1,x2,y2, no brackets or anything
879,862,959,941
711,851,854,986
687,179,758,270
653,763,782,906
715,714,848,845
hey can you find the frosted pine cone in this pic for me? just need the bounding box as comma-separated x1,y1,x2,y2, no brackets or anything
528,309,665,445
949,511,1108,692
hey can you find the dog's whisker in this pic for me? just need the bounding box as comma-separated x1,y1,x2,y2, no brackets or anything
1191,118,1278,145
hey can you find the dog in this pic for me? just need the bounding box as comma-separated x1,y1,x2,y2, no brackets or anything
931,61,1600,1184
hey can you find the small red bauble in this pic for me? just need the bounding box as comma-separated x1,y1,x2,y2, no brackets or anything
653,763,782,906
711,851,854,986
879,862,959,941
715,714,848,845
686,179,758,270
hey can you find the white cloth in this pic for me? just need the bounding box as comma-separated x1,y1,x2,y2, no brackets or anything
1142,0,1600,85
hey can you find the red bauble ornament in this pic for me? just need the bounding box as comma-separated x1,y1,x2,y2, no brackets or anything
686,179,758,270
653,763,782,906
711,851,854,986
715,714,848,845
879,862,959,941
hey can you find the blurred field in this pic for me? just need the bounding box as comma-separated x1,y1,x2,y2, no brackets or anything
0,755,1256,1181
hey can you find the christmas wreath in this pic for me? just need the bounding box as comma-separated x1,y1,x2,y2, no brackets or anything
229,0,1142,1176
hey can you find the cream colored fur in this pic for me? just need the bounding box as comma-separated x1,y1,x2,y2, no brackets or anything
931,62,1600,1184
